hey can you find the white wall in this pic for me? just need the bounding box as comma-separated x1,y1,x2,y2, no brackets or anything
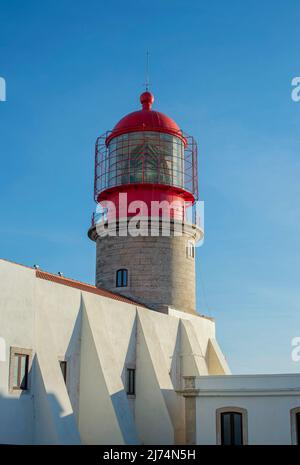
193,374,300,445
0,260,82,444
2,259,299,445
0,259,225,445
0,260,35,444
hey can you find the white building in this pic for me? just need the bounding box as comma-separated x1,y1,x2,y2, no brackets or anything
0,259,299,445
0,91,299,445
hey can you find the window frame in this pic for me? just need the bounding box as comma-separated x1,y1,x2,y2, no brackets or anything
116,268,128,288
126,365,136,398
59,359,68,384
9,347,33,394
186,240,195,259
216,407,248,445
290,407,300,445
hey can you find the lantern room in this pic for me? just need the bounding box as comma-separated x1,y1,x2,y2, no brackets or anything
93,91,198,221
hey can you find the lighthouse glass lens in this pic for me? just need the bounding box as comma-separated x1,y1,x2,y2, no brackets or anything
107,132,184,189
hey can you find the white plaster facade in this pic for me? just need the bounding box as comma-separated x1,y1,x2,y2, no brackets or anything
0,258,228,445
182,374,300,445
0,258,299,445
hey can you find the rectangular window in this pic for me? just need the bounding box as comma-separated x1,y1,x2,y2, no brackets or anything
9,347,32,393
13,353,29,390
59,360,67,384
187,240,195,259
221,412,243,445
126,368,135,396
297,412,300,445
116,269,128,287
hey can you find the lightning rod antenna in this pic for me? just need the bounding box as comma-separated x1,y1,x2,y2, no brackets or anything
145,50,150,91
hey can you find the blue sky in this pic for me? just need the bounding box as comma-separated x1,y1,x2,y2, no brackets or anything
0,0,300,374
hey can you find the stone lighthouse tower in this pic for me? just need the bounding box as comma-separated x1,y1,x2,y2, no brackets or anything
88,91,202,314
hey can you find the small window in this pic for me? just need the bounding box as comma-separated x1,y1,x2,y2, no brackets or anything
187,240,195,259
126,368,135,396
116,269,128,287
291,408,300,445
59,360,67,384
296,412,300,445
221,412,243,445
11,352,30,391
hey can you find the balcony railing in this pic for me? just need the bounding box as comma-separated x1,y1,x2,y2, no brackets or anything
91,202,202,228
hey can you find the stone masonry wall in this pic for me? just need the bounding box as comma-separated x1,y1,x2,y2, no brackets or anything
93,222,199,314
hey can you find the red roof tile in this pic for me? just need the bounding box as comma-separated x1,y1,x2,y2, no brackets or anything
35,270,146,307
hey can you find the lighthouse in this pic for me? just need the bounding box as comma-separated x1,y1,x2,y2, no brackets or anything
88,91,202,314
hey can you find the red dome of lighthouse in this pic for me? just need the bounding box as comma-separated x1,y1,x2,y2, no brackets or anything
106,91,187,146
